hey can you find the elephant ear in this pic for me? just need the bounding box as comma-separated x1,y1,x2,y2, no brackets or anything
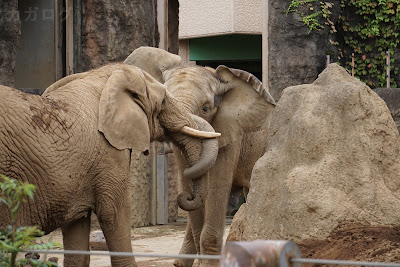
124,46,181,83
98,65,165,152
213,66,276,148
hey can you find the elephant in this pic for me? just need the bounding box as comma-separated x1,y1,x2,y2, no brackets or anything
0,63,221,267
124,47,276,266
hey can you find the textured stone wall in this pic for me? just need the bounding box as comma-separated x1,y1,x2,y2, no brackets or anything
130,151,153,227
0,0,20,87
268,0,341,100
168,0,179,54
373,88,400,133
166,152,178,222
76,0,159,72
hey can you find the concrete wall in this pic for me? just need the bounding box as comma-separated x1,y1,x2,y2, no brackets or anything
179,0,262,39
130,151,153,227
0,0,20,87
267,0,341,100
75,0,159,73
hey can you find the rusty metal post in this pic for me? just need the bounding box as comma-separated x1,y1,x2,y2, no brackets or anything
351,53,355,77
220,240,301,267
386,51,390,88
66,0,74,75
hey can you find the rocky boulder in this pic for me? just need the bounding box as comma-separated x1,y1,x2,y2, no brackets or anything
229,64,400,244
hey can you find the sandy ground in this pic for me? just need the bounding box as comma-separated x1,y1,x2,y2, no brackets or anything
31,222,231,267
24,221,400,266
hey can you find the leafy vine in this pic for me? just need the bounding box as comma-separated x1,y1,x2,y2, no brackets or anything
287,0,400,88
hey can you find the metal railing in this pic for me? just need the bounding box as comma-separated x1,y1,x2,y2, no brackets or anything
18,240,400,267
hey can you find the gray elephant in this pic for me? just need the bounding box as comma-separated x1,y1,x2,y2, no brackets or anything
125,47,276,266
0,63,220,267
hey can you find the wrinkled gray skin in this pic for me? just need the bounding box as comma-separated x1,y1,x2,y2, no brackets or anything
125,47,276,267
0,63,219,267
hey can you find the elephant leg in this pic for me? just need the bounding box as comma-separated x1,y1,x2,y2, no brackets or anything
62,213,91,267
199,189,230,267
190,204,205,253
200,144,240,267
98,192,136,267
174,208,204,267
95,167,136,267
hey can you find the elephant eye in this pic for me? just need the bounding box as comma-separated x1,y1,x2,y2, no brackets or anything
202,105,211,114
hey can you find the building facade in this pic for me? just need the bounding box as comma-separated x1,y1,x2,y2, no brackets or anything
178,0,264,80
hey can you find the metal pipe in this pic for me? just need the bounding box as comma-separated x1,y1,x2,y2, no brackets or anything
54,0,60,81
154,0,169,225
221,240,301,267
262,0,269,89
21,249,220,260
386,51,390,88
150,142,157,225
66,0,74,75
157,0,168,50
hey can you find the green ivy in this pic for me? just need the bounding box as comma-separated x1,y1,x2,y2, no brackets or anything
287,0,399,88
286,0,326,33
0,175,60,267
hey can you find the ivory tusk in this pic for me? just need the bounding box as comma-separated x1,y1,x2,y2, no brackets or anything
180,126,221,139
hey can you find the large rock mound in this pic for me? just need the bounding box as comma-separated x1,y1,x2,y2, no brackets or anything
229,64,400,244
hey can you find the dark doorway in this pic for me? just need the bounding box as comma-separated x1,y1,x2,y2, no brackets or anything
14,0,66,94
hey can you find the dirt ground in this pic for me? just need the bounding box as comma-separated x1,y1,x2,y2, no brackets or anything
28,221,400,266
298,223,400,266
32,221,231,267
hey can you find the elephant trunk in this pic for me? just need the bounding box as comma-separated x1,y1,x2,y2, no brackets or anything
183,115,219,180
158,93,218,211
176,115,218,211
177,172,208,211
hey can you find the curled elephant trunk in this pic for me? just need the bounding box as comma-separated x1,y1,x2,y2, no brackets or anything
177,115,219,211
177,172,208,211
182,115,219,180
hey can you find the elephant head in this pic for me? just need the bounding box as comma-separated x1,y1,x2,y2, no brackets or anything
124,47,276,211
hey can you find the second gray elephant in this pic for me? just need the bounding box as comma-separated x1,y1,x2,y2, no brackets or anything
125,47,276,266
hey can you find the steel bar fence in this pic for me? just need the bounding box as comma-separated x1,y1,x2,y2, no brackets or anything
20,247,400,267
21,249,221,260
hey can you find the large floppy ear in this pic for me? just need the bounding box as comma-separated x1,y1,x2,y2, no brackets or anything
124,46,181,83
98,65,166,152
213,66,276,147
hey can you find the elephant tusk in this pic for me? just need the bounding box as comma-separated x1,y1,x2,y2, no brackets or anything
180,126,221,139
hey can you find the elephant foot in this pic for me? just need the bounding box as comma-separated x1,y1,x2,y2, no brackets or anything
199,259,219,267
174,258,195,267
174,258,217,267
